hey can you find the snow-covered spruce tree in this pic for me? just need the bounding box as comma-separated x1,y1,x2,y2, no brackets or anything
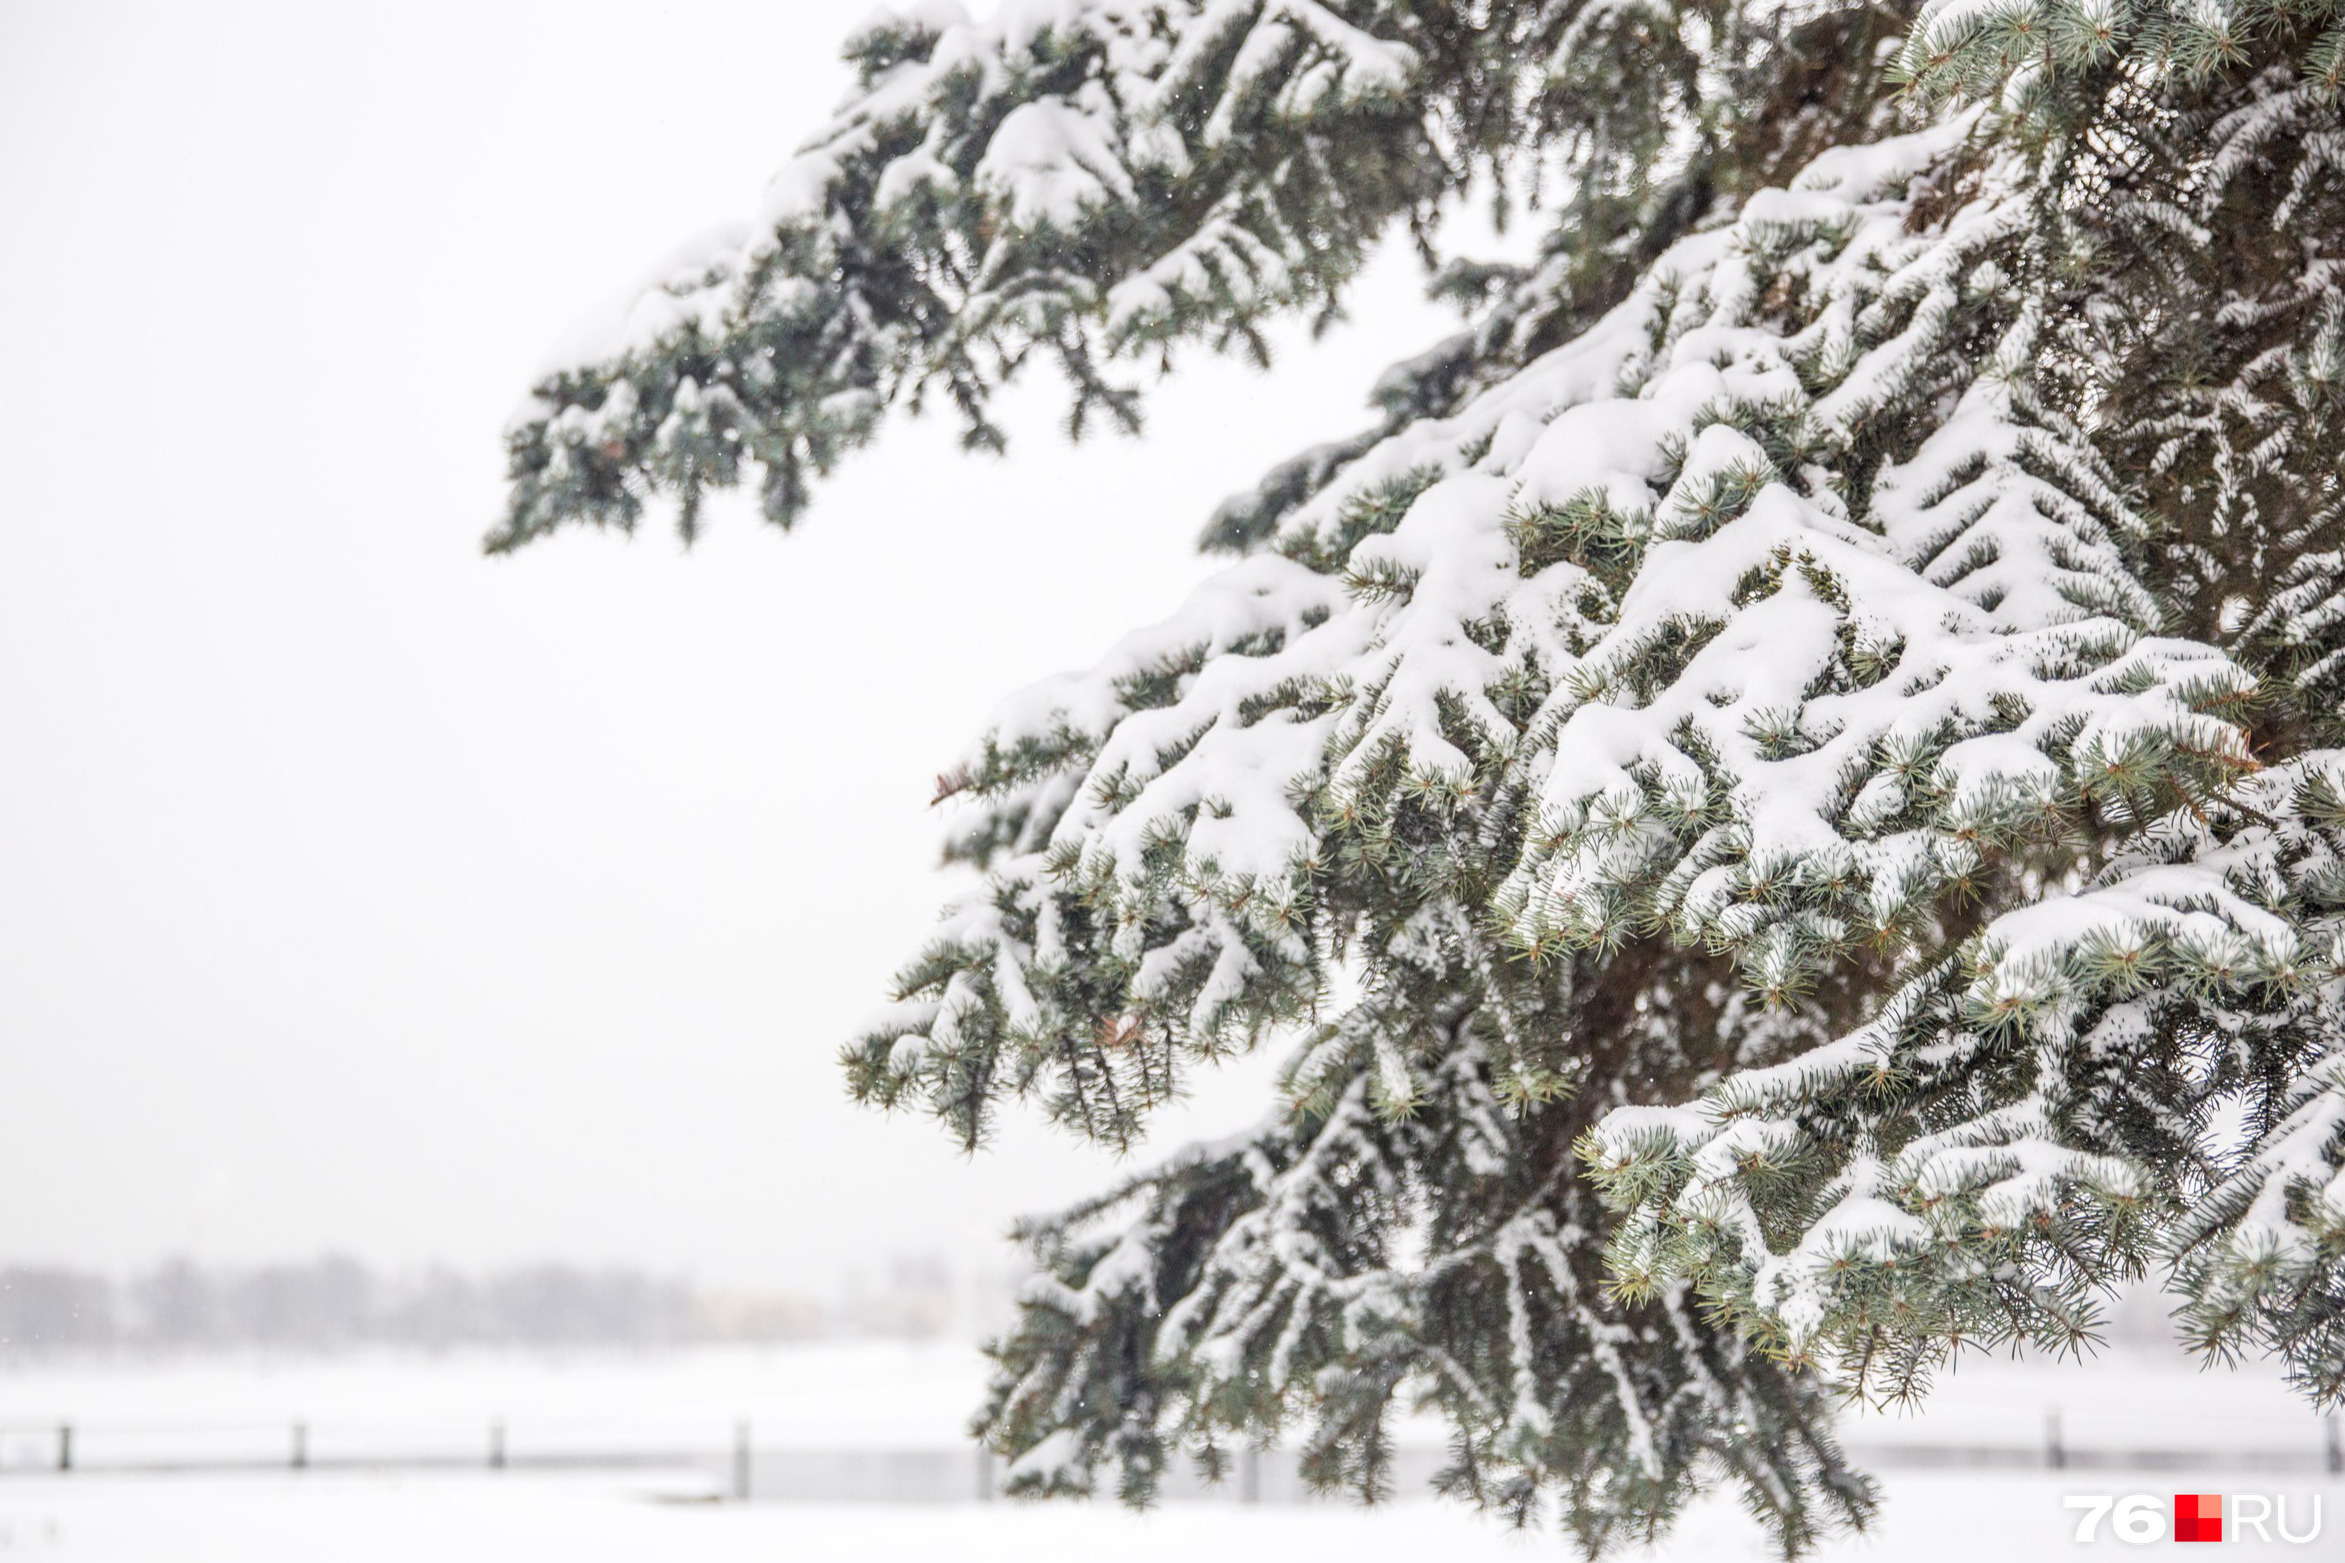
501,2,2345,1553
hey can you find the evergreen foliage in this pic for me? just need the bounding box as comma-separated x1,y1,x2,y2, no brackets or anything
503,1,2345,1553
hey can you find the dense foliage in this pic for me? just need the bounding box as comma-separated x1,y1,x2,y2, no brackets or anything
504,1,2345,1553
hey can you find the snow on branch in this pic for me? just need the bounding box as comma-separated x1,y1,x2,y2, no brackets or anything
496,0,1437,550
1588,757,2345,1390
851,120,2261,1155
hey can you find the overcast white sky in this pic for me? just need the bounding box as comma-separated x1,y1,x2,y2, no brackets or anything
0,2,1463,1289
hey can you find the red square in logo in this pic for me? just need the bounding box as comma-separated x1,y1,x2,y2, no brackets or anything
2175,1493,2223,1543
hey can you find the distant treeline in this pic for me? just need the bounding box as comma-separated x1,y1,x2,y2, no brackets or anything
0,1257,923,1355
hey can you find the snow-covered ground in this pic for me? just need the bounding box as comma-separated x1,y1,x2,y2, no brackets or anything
0,1469,2339,1562
1,1342,2338,1557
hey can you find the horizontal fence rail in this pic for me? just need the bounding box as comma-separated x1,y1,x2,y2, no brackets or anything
2,1414,2341,1503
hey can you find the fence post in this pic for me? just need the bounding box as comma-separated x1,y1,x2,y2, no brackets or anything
1240,1446,1262,1504
291,1421,308,1472
489,1420,506,1471
2045,1409,2065,1471
977,1443,995,1502
56,1425,71,1474
2326,1415,2341,1477
731,1421,751,1503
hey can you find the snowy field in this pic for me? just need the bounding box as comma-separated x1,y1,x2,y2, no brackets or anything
0,1468,2339,1562
1,1342,2339,1558
15,1468,2344,1563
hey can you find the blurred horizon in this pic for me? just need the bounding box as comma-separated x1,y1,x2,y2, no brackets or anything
0,1252,1018,1357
